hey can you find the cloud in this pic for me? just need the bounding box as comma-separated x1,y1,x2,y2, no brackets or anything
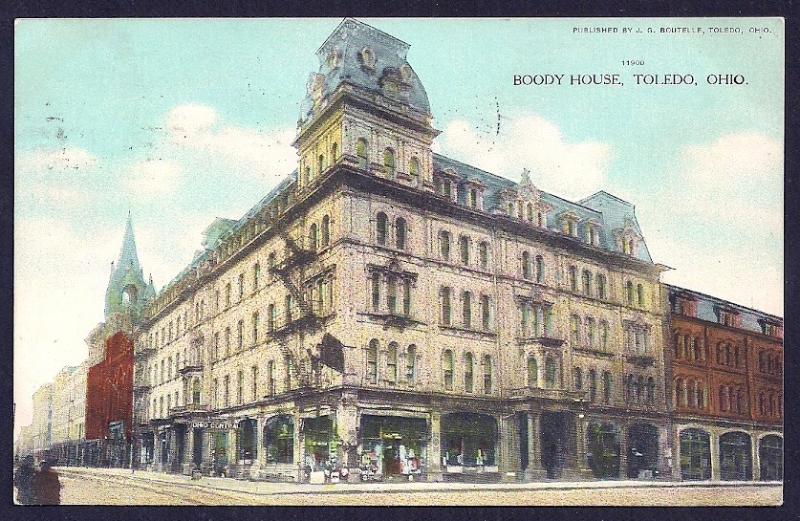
16,147,98,175
436,115,613,199
164,104,297,184
125,159,183,198
166,104,219,135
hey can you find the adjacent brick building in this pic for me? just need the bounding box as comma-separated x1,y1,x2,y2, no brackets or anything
667,285,783,481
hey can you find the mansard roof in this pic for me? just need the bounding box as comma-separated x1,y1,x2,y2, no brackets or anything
300,18,431,122
432,153,653,263
667,283,783,334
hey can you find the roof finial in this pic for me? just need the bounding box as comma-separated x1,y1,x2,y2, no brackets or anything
520,167,532,188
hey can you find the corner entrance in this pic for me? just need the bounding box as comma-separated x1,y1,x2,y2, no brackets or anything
627,423,659,478
540,411,574,478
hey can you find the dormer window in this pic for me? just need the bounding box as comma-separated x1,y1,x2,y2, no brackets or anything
436,169,459,201
359,47,377,71
716,307,740,328
559,213,579,238
759,319,783,338
469,188,478,208
585,222,600,246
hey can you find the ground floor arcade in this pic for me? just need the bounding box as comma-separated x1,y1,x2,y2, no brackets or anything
133,388,671,483
673,420,783,481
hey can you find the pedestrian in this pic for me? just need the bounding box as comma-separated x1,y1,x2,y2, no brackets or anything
31,461,61,505
13,456,35,505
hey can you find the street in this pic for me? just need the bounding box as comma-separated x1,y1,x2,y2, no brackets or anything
42,468,784,506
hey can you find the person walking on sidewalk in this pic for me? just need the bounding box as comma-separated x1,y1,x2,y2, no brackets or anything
13,456,36,505
31,461,61,505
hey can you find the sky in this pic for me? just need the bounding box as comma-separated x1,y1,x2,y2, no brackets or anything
14,18,784,436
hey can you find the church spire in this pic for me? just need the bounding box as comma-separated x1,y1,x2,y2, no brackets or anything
116,211,141,273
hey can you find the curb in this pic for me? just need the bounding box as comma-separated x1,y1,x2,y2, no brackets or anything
54,468,782,497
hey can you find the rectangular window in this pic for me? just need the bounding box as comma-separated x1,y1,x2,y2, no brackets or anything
403,279,412,317
481,295,491,330
267,361,275,396
462,292,472,328
387,276,397,314
483,356,492,394
237,370,244,404
251,366,258,401
371,273,381,312
223,376,230,407
238,273,245,300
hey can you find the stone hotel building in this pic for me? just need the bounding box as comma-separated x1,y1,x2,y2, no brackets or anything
129,19,676,482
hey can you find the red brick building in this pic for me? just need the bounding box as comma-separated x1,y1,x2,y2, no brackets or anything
85,331,135,443
667,285,783,481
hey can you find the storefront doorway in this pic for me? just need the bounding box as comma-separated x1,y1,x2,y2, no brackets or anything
159,432,168,465
211,431,228,476
587,422,620,479
174,425,186,472
679,428,711,480
720,431,752,481
759,435,783,481
303,416,334,472
540,411,573,478
264,415,294,464
627,423,659,478
238,419,257,462
517,412,529,472
192,428,204,467
440,413,497,473
360,415,427,477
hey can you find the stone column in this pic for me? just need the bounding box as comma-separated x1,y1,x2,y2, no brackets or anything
184,426,195,474
671,426,682,480
568,415,593,479
336,392,359,482
294,412,303,483
203,429,214,474
499,413,520,481
525,412,547,480
153,430,162,472
618,423,628,479
228,427,238,477
427,410,442,482
751,433,760,481
709,431,721,481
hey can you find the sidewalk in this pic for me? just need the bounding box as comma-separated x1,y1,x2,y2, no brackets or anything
54,466,782,497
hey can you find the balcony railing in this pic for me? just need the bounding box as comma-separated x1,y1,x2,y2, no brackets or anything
516,334,565,348
169,403,211,416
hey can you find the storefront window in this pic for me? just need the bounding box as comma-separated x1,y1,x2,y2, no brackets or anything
359,415,427,477
238,419,257,461
264,415,294,464
441,413,497,470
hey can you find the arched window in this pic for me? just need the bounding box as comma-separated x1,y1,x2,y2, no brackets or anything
469,188,478,209
574,367,583,390
759,392,766,416
569,266,578,291
582,270,592,295
696,382,705,409
626,281,634,305
544,356,557,389
237,320,244,350
403,279,412,317
440,287,452,325
317,154,325,175
637,284,645,306
528,357,538,388
588,369,597,402
459,235,470,265
395,217,407,249
646,377,655,404
597,274,606,299
366,340,378,384
356,138,368,169
267,304,275,332
384,148,396,176
264,415,294,464
387,342,398,384
736,388,745,414
636,375,644,402
464,352,474,393
376,212,388,246
536,255,545,283
439,230,451,260
687,379,696,408
600,321,609,350
331,142,338,162
443,350,454,391
406,345,416,384
321,215,330,247
252,311,259,345
682,334,691,359
537,211,544,227
526,202,534,221
479,242,489,269
522,251,531,279
603,371,612,404
482,355,492,394
693,337,703,361
309,223,318,250
304,166,311,186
